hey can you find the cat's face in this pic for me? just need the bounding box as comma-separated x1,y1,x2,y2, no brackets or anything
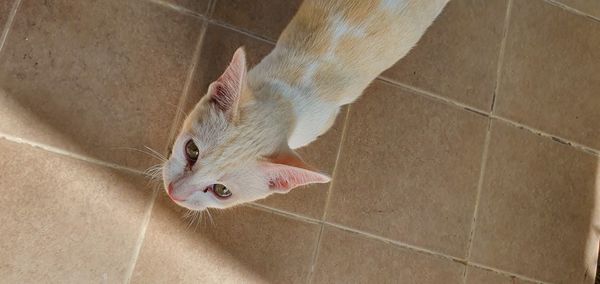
162,48,330,211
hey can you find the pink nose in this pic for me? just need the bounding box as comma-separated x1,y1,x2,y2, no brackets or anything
167,183,186,202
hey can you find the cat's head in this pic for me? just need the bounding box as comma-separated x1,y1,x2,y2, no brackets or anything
162,48,331,211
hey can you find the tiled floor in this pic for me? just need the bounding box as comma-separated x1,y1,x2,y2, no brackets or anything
0,0,599,283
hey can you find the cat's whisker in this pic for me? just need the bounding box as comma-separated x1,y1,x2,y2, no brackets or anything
144,163,163,172
143,145,167,161
114,146,167,162
205,208,215,227
143,164,164,184
194,210,203,232
144,167,162,177
183,210,196,230
144,171,161,179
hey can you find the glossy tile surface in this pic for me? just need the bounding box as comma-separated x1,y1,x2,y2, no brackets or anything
383,0,508,110
470,121,599,283
0,139,152,282
0,0,203,170
495,0,600,149
312,226,464,284
131,195,320,283
212,0,302,41
326,81,488,257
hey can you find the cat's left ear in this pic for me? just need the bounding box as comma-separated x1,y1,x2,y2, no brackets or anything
260,149,331,193
207,47,247,121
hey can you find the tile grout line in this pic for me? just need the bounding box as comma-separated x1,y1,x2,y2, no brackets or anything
0,0,21,57
0,133,145,175
461,119,492,283
208,19,277,45
247,202,320,224
469,262,553,284
320,106,352,222
123,186,160,283
376,76,488,117
462,0,513,282
544,0,600,23
494,115,600,157
125,1,213,282
306,106,352,284
489,0,513,111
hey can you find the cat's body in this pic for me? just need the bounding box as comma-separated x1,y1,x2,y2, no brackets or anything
163,0,450,211
250,0,449,148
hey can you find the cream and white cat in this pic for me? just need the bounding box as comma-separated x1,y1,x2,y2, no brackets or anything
162,0,450,211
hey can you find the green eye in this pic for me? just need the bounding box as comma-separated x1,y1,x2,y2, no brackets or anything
213,184,231,198
185,140,199,164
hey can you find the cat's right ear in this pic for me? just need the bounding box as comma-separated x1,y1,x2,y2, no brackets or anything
207,47,247,121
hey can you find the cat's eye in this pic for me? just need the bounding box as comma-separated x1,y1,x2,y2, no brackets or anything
213,184,232,198
185,140,199,165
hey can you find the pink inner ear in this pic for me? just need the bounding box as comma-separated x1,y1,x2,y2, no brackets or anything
262,163,331,193
210,82,234,112
209,47,247,115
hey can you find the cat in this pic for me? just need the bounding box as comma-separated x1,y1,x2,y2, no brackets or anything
162,0,450,211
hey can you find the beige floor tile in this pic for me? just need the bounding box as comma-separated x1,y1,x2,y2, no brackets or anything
182,24,344,218
495,0,600,150
470,121,599,283
465,266,537,284
311,225,464,284
0,0,203,170
325,80,488,257
212,0,302,41
0,139,152,282
556,0,600,19
131,195,320,283
382,0,508,110
162,0,211,14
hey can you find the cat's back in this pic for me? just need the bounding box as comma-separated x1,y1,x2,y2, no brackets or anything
251,0,449,106
278,0,449,71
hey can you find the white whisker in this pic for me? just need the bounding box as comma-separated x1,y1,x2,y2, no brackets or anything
114,146,167,162
143,163,164,184
205,208,215,227
144,145,167,161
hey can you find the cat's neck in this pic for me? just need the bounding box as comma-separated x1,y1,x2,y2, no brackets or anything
248,46,353,149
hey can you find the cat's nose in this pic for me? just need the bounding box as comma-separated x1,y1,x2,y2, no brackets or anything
167,183,186,202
